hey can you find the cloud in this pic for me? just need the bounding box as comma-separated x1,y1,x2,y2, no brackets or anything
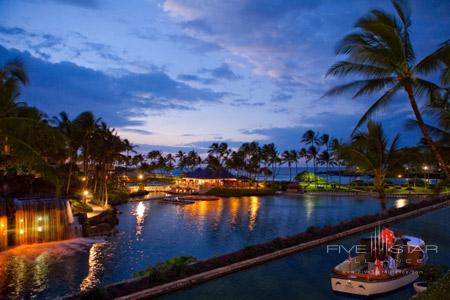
177,73,217,85
199,63,241,81
271,92,293,102
167,34,222,53
49,0,100,9
162,0,324,87
119,128,154,135
230,98,265,107
0,46,226,127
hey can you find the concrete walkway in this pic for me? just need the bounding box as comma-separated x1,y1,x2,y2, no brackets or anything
86,203,106,218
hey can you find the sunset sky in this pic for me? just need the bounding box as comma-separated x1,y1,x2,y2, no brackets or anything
1,0,449,153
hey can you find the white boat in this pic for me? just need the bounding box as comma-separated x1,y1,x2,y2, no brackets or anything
160,196,195,205
331,234,427,296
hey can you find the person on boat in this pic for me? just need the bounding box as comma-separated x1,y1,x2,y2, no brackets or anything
387,255,397,275
380,225,395,249
373,258,383,276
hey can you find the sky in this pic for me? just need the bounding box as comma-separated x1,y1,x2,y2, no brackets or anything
1,0,449,153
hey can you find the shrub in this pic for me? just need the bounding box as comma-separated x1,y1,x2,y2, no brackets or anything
108,191,130,205
70,199,93,213
416,272,450,300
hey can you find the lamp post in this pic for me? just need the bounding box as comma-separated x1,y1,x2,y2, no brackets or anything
138,174,144,191
83,190,89,203
423,166,429,189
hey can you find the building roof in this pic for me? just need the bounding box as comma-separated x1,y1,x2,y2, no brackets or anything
184,168,235,179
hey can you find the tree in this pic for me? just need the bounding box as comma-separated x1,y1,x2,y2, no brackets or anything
318,150,336,182
0,59,64,196
299,148,309,173
282,150,297,182
325,0,450,179
176,150,187,173
338,121,405,210
307,146,319,182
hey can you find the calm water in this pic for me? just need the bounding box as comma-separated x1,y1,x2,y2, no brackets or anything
165,206,450,300
0,195,417,299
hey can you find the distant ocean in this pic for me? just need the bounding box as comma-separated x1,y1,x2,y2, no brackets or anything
171,167,371,184
169,167,432,184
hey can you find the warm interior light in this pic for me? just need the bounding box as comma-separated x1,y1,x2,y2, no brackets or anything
397,174,402,178
83,190,89,196
138,174,144,180
82,177,87,181
19,229,24,235
37,226,43,232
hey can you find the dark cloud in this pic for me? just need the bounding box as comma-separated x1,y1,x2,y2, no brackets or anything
49,0,100,9
167,34,222,53
230,98,265,107
120,128,153,135
199,63,241,81
271,92,293,102
0,46,226,127
177,73,218,85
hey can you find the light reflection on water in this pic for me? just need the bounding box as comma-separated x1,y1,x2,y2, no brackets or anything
395,198,409,208
0,195,419,299
133,201,148,238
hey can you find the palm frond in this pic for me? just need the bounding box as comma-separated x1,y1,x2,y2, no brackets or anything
352,83,401,134
413,78,441,97
353,77,396,98
326,61,391,78
413,39,450,78
323,77,395,97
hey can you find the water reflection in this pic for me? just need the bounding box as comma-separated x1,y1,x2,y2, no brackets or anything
132,201,148,238
80,242,107,292
0,238,98,299
0,195,419,299
303,196,315,222
395,198,409,208
248,197,260,232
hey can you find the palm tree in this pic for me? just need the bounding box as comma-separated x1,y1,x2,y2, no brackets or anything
164,153,176,175
73,111,100,186
325,0,449,179
330,138,344,185
299,148,309,173
282,150,297,181
176,150,187,173
0,59,64,195
52,111,80,194
338,121,405,210
318,150,336,183
302,130,317,147
291,149,299,176
307,145,319,182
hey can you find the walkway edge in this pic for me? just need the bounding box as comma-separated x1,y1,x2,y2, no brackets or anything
114,198,450,300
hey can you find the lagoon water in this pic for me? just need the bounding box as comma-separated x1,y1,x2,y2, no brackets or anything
0,195,423,299
165,206,450,300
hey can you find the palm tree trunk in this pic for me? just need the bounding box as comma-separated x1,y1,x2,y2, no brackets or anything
404,84,450,179
374,170,386,211
65,159,74,195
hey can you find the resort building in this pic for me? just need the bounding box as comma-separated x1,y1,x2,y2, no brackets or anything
174,168,251,193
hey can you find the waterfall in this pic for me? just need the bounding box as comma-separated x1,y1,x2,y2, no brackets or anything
0,200,7,251
0,197,81,250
